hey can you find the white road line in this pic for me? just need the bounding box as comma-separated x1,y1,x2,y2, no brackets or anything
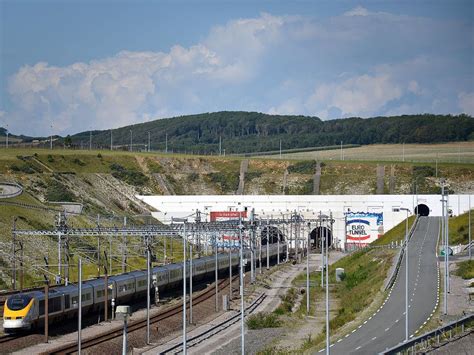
337,339,342,343
385,328,390,332
372,336,377,341
356,346,362,350
352,329,356,333
345,334,350,338
363,320,368,324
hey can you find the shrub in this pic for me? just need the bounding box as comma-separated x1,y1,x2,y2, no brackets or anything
188,172,199,182
110,163,149,186
246,312,281,329
46,181,76,202
47,154,54,163
207,172,239,192
73,158,86,166
97,153,102,159
455,260,474,279
287,160,317,174
245,171,263,182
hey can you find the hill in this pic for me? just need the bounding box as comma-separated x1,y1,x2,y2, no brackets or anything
66,112,473,154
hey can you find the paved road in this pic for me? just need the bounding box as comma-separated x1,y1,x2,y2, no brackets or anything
0,183,22,198
326,216,440,354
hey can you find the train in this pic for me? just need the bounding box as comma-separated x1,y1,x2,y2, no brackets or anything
3,243,286,332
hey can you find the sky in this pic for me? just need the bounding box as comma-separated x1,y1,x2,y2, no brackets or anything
0,0,473,136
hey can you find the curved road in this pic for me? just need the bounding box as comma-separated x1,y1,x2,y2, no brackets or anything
325,216,440,354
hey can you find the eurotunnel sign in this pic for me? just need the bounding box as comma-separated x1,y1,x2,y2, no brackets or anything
346,212,384,246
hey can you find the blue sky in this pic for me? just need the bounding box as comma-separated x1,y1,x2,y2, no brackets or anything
0,0,473,136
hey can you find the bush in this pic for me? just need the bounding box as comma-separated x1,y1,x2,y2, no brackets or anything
187,172,199,182
455,260,474,279
73,158,86,166
207,172,239,192
47,154,54,163
110,163,149,186
46,181,76,202
246,312,281,329
245,171,263,182
287,160,317,174
97,153,102,159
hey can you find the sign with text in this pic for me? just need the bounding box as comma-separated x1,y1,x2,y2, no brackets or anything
346,212,384,246
210,211,247,222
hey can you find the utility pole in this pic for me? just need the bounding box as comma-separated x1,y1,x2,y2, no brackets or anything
78,258,82,354
50,124,53,150
219,135,222,156
441,182,447,315
215,233,218,311
183,222,187,354
400,207,410,341
129,130,133,152
89,130,92,150
5,124,9,148
110,130,113,151
279,139,282,159
239,215,245,355
340,140,343,161
165,133,168,153
306,222,310,315
469,195,471,260
148,132,151,152
325,214,331,355
402,142,405,162
146,238,151,344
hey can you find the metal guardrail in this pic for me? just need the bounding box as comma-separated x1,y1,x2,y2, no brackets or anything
380,313,473,354
384,215,419,291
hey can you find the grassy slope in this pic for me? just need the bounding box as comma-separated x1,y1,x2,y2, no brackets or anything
448,209,474,244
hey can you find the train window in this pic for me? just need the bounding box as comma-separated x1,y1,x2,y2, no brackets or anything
39,297,62,315
7,294,32,311
65,295,70,309
97,290,105,298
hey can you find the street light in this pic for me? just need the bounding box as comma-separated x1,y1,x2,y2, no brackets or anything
399,207,411,342
173,217,188,354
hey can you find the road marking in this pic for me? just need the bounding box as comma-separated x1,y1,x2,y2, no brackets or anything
395,319,400,323
345,334,350,338
372,336,377,341
356,346,361,350
358,325,362,329
363,320,368,324
337,339,342,343
352,329,356,333
385,328,390,332
318,349,324,353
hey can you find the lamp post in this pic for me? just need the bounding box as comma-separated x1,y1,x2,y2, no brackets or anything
400,207,410,342
173,217,188,354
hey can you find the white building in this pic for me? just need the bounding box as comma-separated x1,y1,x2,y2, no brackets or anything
138,194,473,249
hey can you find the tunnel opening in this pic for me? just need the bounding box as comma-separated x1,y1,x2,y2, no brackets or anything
415,204,430,216
261,226,285,245
310,227,333,249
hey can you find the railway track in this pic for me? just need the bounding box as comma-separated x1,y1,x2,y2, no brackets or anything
42,277,236,354
160,292,267,354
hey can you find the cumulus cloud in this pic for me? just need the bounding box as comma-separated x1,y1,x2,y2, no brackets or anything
5,8,473,135
458,92,474,115
305,74,402,119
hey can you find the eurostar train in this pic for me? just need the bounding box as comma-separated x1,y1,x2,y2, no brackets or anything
3,243,286,332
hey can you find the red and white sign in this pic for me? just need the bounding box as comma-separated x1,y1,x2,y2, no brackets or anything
210,211,247,222
222,235,240,240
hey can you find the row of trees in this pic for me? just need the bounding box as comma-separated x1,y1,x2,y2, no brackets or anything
67,112,473,154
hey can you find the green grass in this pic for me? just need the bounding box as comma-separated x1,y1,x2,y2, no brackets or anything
454,260,474,279
372,215,416,246
246,312,282,329
449,210,474,244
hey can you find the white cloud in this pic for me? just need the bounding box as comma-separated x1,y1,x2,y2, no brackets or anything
305,74,402,118
343,6,371,17
458,92,474,115
5,8,473,135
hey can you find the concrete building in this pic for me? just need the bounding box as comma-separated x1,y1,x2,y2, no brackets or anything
138,194,473,250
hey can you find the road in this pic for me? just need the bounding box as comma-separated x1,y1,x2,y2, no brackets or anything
326,216,440,354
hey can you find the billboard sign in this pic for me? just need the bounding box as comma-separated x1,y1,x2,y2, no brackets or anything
346,212,384,245
210,211,247,222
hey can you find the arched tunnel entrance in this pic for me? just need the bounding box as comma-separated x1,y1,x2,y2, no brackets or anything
261,226,285,245
310,227,333,249
415,204,430,216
